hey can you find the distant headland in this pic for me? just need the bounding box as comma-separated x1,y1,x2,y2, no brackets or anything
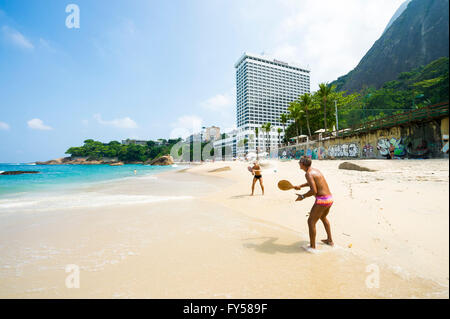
35,139,179,166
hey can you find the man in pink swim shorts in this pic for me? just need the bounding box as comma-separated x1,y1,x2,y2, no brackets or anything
294,156,334,250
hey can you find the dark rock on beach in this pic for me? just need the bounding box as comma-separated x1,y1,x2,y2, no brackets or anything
338,162,376,172
0,171,40,175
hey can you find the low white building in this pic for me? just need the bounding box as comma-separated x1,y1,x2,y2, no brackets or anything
203,126,221,142
186,126,221,144
214,127,282,159
121,139,148,146
213,129,237,160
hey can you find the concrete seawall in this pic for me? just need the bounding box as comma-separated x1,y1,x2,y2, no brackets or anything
280,116,449,160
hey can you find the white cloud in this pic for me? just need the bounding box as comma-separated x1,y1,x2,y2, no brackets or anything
38,38,57,53
199,88,236,133
27,118,52,130
0,121,10,130
222,124,237,134
93,114,138,129
2,26,34,50
201,88,235,113
170,115,203,139
91,18,141,60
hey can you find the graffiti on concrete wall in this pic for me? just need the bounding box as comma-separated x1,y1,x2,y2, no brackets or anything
312,147,326,159
377,138,406,158
442,135,449,154
404,137,430,157
328,143,359,158
362,144,374,158
280,117,447,159
282,147,298,159
319,147,326,159
281,145,327,159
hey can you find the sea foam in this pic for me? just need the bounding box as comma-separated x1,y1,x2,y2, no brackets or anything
0,192,193,214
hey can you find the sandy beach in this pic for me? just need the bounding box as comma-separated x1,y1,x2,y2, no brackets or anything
0,159,448,298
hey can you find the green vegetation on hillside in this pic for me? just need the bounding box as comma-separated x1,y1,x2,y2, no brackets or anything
282,57,449,142
66,138,231,162
343,56,449,123
65,139,182,162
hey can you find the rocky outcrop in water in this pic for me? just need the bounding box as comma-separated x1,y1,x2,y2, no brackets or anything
35,157,70,165
0,171,40,175
35,156,170,165
109,162,124,166
36,157,115,165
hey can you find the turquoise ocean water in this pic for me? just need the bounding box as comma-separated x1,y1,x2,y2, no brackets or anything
0,163,177,198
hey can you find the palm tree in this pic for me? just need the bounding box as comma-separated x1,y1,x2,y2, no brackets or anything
299,93,313,137
288,101,303,143
264,122,272,154
238,138,249,149
280,113,288,144
254,126,259,159
317,83,333,132
277,128,282,148
260,123,267,154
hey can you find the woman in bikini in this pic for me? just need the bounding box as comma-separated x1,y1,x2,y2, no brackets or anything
251,161,264,196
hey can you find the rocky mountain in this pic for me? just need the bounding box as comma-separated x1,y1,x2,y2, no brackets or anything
382,0,411,34
331,0,449,93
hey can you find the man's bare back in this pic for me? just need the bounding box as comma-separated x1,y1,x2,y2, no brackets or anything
305,167,331,197
295,156,334,249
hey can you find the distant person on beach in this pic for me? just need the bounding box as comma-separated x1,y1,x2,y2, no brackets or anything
134,169,137,175
389,144,395,159
251,161,264,196
294,156,333,250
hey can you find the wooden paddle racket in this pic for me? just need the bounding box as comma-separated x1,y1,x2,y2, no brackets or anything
278,180,295,191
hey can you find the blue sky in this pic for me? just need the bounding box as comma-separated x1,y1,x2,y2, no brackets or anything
0,0,404,162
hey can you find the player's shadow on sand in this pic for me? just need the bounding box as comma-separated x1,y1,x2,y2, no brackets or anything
242,237,309,254
229,194,255,199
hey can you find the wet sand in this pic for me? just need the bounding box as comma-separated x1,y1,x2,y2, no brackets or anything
0,159,448,298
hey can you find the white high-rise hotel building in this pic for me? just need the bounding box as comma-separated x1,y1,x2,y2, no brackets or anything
215,52,310,158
